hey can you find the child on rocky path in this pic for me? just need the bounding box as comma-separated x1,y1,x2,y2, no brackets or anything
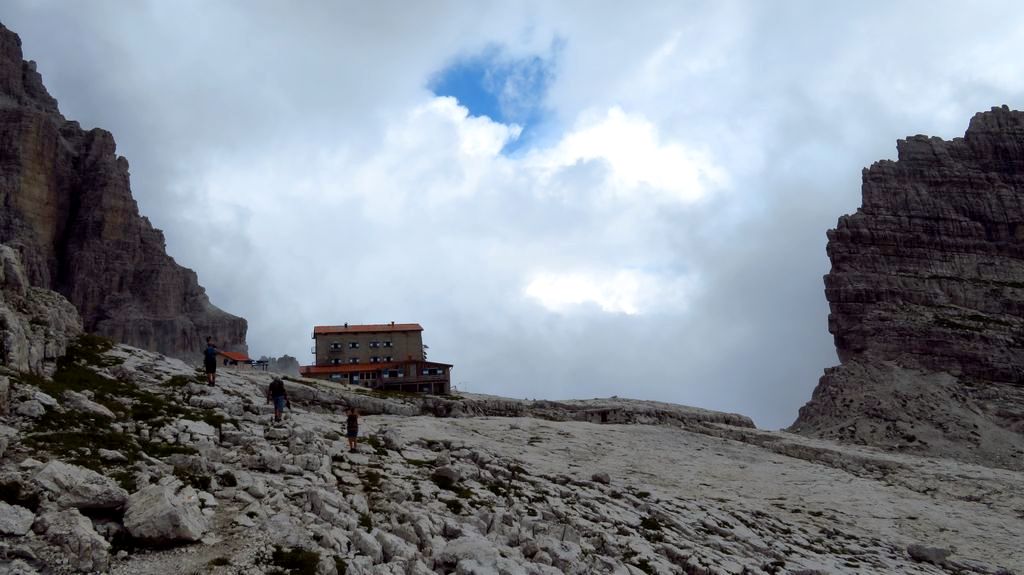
346,407,359,452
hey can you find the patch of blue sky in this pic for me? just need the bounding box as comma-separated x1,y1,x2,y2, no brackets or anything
429,46,556,154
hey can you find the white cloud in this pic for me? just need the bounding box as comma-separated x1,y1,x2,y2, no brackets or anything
524,269,694,315
526,107,727,204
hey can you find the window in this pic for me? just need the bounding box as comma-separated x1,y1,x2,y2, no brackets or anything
348,342,359,349
369,341,380,348
383,341,393,348
331,358,342,365
384,356,393,362
348,358,359,364
370,356,381,363
422,368,445,376
329,374,342,381
329,342,342,350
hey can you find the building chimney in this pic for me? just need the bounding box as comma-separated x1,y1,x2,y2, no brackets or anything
344,322,348,328
390,321,395,326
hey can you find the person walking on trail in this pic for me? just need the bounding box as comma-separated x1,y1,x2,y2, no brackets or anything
267,377,290,423
203,337,218,387
346,407,359,452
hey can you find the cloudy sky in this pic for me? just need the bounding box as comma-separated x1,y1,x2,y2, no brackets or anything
3,1,1023,428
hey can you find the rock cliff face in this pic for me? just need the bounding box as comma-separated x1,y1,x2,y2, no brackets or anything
0,244,81,374
0,22,246,361
792,106,1024,470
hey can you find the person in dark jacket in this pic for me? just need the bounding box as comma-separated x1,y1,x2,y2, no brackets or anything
267,378,290,423
346,407,359,452
203,337,218,387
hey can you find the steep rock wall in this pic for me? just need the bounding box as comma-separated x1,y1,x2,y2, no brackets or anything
792,106,1024,470
0,22,246,361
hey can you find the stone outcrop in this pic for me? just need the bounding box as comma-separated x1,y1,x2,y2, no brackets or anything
0,244,81,373
792,106,1024,470
123,478,210,543
32,508,110,572
32,460,128,511
0,22,246,362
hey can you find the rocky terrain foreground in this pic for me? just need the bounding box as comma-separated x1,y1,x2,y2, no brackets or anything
0,339,1020,575
792,106,1024,471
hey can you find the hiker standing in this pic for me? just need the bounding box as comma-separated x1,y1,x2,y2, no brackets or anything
203,337,218,387
267,377,290,423
346,407,359,452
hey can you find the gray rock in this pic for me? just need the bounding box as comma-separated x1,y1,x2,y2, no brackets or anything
907,544,952,565
375,530,417,562
61,390,115,419
432,466,461,488
591,472,611,484
32,508,110,572
380,427,404,450
0,375,9,415
33,460,128,510
123,478,210,542
98,449,127,462
15,400,45,418
352,529,383,564
0,501,34,535
33,391,57,408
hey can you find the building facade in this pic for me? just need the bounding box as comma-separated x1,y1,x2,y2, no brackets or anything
300,323,452,394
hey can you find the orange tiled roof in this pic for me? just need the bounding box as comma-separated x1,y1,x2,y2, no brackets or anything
219,351,251,362
313,323,423,335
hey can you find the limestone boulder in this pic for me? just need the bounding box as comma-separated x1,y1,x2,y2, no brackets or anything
61,390,115,419
0,501,34,535
123,477,210,542
33,460,128,510
32,508,110,572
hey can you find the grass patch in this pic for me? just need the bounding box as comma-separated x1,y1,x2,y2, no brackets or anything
162,375,194,389
0,480,40,512
640,515,662,531
140,441,198,458
445,498,464,514
634,557,657,575
268,546,320,575
108,469,138,493
173,468,212,491
361,469,382,491
364,435,388,456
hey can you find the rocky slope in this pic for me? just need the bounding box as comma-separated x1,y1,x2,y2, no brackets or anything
792,106,1024,471
0,22,247,361
0,340,1020,575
